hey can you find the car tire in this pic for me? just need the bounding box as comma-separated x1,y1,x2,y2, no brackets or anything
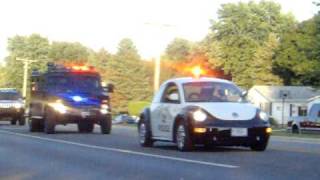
138,121,153,147
18,117,26,126
44,109,56,134
250,141,268,151
11,119,17,125
78,121,94,133
29,118,43,132
100,117,112,134
175,121,193,152
292,125,300,134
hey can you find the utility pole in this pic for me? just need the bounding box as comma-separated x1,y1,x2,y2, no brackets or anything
16,58,38,100
143,22,177,94
153,57,161,94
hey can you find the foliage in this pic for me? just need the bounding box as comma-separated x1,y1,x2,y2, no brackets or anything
128,101,151,116
49,41,89,63
104,38,153,113
164,38,192,62
4,34,50,89
207,1,296,88
274,15,320,86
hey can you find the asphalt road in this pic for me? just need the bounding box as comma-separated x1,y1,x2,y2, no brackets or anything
0,122,319,180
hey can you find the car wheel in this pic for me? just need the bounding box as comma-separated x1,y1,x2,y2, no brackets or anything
138,121,153,147
250,141,268,151
78,121,94,133
292,125,300,134
100,117,112,134
44,110,56,134
18,117,26,126
11,119,17,125
175,121,193,152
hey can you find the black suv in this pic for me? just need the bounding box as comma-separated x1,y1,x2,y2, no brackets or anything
0,89,25,125
28,63,113,134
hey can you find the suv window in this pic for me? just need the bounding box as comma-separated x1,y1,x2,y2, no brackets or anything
161,83,180,103
45,75,102,93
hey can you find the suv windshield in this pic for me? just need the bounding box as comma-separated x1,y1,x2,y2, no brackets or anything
0,92,21,100
46,75,102,93
183,82,242,102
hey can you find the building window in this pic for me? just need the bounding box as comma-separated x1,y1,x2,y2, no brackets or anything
298,106,307,116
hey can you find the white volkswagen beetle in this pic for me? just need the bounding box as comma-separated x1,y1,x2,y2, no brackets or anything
138,77,272,151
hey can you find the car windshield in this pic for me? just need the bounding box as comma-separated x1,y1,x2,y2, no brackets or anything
0,92,21,100
46,75,102,93
183,82,243,102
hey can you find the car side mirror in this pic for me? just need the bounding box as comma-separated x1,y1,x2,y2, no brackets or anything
102,82,114,93
107,84,114,93
241,91,248,97
168,93,179,102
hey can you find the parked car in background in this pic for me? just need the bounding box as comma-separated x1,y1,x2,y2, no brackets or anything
288,103,320,133
0,88,25,125
113,114,137,124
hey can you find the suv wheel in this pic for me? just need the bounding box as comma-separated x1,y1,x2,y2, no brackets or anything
44,110,56,134
100,117,111,134
175,121,193,152
138,121,153,147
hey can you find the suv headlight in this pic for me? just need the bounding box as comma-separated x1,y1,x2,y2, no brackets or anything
259,111,269,122
14,103,23,109
193,110,207,122
49,100,67,114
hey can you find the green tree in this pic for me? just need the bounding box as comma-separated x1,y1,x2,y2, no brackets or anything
4,34,50,89
207,1,296,87
49,41,89,63
251,33,282,85
106,38,153,113
164,38,192,62
274,15,320,86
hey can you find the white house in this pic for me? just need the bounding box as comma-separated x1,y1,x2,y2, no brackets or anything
248,86,320,125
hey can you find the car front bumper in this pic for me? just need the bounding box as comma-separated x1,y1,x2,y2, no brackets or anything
192,126,270,146
53,107,111,124
0,108,24,118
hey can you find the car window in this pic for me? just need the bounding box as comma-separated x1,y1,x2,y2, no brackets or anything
161,83,180,103
183,82,242,102
0,92,21,100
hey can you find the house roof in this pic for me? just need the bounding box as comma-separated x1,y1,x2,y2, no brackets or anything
250,86,320,102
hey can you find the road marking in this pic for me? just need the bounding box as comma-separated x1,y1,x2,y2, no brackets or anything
0,130,239,169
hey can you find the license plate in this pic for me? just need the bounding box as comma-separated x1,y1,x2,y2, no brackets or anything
231,128,248,137
81,111,91,118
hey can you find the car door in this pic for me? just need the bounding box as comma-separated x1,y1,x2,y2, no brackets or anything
153,83,182,140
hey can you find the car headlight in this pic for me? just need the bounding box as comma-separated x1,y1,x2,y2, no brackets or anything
100,109,108,114
101,104,109,109
259,111,269,122
14,103,23,109
49,100,67,114
193,110,207,122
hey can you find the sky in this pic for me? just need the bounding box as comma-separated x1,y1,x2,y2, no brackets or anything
0,0,318,62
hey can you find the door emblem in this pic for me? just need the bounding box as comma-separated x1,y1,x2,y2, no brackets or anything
232,112,239,118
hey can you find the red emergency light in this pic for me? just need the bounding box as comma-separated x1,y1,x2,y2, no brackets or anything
66,64,96,73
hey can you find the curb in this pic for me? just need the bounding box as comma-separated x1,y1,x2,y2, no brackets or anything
271,135,320,144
